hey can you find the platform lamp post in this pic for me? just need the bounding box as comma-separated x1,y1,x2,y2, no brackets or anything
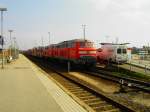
8,30,13,58
0,7,7,69
13,37,16,59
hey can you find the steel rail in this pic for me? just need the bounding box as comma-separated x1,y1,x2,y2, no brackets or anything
88,67,150,93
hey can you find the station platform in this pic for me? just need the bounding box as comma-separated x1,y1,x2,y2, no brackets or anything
129,59,150,68
125,59,150,75
0,54,87,112
119,64,150,75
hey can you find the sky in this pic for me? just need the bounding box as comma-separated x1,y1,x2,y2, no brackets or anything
1,0,150,50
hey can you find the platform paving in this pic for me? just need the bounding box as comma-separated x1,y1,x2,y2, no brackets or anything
0,54,87,112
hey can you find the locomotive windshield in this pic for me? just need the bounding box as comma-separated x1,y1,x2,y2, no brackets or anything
117,48,127,54
80,42,94,48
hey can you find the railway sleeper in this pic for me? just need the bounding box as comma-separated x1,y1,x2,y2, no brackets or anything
87,101,107,107
74,92,92,96
61,81,75,84
77,94,94,98
79,95,97,100
68,88,84,92
65,86,81,89
84,98,103,103
66,86,81,89
63,83,77,87
92,105,114,111
58,81,72,84
101,108,121,112
70,90,89,94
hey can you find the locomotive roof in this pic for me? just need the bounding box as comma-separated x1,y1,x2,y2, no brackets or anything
100,43,130,45
32,39,93,49
53,39,92,46
61,39,92,43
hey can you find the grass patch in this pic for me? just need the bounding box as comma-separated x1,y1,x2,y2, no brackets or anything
104,65,150,82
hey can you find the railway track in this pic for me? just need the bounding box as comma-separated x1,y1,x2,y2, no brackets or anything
27,56,135,112
51,73,121,112
88,67,150,93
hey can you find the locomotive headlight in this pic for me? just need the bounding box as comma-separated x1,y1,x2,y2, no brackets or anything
79,51,87,54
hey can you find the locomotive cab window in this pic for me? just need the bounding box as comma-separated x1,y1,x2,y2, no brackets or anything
80,42,94,48
66,41,75,48
117,48,127,54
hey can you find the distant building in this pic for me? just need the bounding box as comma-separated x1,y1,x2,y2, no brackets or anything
138,50,148,60
143,46,150,54
131,46,150,60
131,47,139,54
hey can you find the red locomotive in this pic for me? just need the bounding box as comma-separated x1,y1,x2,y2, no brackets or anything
96,43,129,64
27,39,97,66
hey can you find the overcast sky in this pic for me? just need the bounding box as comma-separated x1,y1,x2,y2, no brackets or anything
1,0,150,49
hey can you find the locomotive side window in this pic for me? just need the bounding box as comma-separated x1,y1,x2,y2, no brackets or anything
68,41,72,48
80,42,84,48
65,42,67,48
63,42,67,48
72,42,75,48
123,49,127,54
68,41,71,48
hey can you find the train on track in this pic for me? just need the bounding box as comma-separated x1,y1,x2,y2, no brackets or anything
26,39,97,66
25,39,130,66
96,43,130,64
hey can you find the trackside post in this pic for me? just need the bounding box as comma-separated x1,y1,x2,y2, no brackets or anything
68,61,70,73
